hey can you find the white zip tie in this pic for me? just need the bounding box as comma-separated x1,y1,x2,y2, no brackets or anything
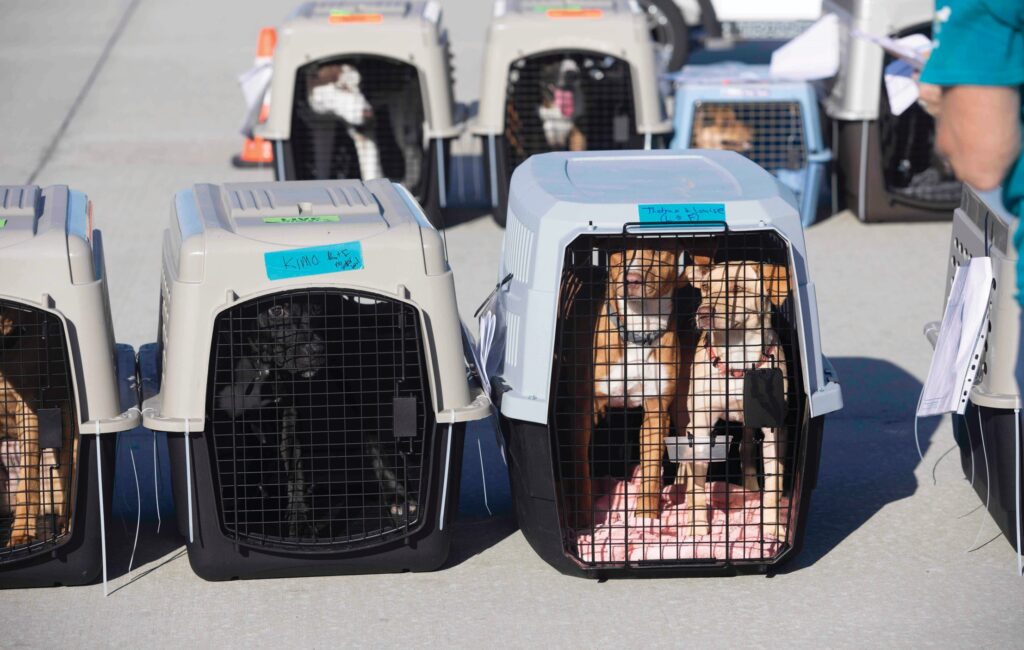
96,420,108,597
128,448,141,582
438,422,453,531
1015,408,1021,577
967,408,992,553
477,435,492,517
184,418,194,544
153,431,161,534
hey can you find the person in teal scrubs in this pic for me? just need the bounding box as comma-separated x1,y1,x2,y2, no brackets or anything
919,0,1024,396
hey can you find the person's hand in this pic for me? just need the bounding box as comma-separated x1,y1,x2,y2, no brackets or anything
917,77,943,118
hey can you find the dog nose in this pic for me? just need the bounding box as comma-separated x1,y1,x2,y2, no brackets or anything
624,272,643,286
696,305,715,319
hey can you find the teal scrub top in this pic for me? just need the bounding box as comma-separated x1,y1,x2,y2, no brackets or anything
920,0,1024,303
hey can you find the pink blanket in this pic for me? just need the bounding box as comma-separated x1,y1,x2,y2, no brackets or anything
575,467,787,563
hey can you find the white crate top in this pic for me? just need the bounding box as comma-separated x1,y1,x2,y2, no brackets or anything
291,1,441,24
168,180,447,285
0,185,95,285
509,150,805,262
496,0,637,17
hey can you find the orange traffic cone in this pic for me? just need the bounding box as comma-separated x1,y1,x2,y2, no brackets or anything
232,27,277,169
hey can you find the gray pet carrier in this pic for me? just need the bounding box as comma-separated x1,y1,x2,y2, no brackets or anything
471,0,671,226
143,179,488,580
483,150,843,577
256,1,459,226
824,0,960,222
0,185,139,588
925,187,1021,560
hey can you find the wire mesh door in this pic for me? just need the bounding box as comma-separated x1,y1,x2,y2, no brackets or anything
551,231,805,567
291,55,429,198
689,101,808,206
207,289,433,552
503,50,642,173
0,301,78,561
877,29,961,209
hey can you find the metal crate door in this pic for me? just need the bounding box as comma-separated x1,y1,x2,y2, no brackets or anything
0,301,78,562
206,289,434,552
289,55,430,200
503,51,642,175
551,232,806,568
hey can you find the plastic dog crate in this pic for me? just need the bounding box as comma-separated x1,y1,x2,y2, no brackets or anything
926,187,1021,555
142,180,489,580
824,0,960,222
472,0,672,226
255,1,459,227
484,150,843,577
0,185,139,588
669,63,831,227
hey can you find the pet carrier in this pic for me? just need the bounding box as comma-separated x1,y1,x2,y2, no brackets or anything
142,179,489,580
472,0,672,226
824,0,960,222
925,187,1021,557
255,1,458,227
669,63,831,227
483,150,843,577
0,185,139,588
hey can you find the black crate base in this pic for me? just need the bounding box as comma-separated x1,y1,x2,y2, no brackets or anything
499,414,823,579
955,402,1023,550
0,434,115,588
167,423,465,581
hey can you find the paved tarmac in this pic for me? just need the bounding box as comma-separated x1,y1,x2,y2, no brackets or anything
0,0,1021,647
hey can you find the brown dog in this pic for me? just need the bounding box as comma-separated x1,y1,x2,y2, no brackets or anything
0,308,72,548
676,261,790,540
692,105,754,154
574,248,682,527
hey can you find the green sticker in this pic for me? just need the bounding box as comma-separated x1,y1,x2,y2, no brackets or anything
0,218,6,229
263,215,340,224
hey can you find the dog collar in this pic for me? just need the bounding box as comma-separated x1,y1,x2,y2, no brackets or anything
707,343,776,379
607,302,667,347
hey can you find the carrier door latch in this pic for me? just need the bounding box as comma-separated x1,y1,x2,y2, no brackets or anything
392,396,418,440
37,408,64,451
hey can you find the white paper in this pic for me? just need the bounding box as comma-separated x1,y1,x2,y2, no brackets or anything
852,30,931,70
884,59,920,116
918,258,994,417
238,62,273,137
769,13,840,81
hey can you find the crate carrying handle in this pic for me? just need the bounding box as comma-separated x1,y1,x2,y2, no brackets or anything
622,220,728,235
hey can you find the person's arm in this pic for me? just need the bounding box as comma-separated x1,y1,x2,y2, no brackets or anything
935,85,1022,190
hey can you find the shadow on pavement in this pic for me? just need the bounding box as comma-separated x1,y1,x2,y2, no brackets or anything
784,356,941,570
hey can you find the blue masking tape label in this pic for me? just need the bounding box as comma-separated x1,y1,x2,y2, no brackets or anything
264,242,364,281
638,203,726,223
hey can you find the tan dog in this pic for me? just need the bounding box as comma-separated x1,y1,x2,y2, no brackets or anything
692,105,754,154
677,261,790,540
0,308,72,547
574,248,682,527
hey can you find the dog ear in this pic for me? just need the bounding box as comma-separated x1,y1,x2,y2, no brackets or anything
759,264,790,306
682,256,714,286
0,312,13,336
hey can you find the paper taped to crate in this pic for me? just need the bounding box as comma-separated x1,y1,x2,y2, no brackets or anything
884,60,920,117
918,257,994,417
238,62,273,137
769,13,840,81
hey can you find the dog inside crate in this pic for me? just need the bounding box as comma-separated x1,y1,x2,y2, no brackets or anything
208,290,432,549
293,56,426,193
0,302,77,556
552,232,804,565
504,51,641,171
690,101,808,202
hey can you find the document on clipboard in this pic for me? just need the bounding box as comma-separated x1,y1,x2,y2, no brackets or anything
918,258,994,418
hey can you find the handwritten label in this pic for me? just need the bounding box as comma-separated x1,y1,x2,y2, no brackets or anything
0,218,6,229
328,11,383,24
546,8,603,18
264,242,364,281
638,203,726,223
263,216,339,224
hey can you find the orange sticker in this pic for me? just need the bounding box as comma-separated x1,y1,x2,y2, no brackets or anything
328,12,383,24
546,8,603,19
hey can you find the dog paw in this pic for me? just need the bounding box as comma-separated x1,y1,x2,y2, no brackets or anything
35,514,62,540
743,475,761,492
389,500,418,525
7,531,34,548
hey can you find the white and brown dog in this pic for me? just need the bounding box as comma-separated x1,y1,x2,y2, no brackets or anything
308,63,383,180
692,105,754,154
574,248,682,527
677,261,790,540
